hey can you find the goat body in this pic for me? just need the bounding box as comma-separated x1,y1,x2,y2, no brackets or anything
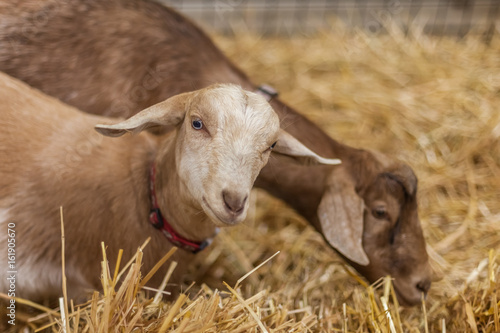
0,74,161,300
0,0,431,305
0,75,336,300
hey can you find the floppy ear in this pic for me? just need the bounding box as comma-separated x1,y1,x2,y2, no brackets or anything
272,130,341,165
95,92,192,137
317,169,369,265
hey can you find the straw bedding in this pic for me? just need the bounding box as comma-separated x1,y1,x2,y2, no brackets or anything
2,21,499,332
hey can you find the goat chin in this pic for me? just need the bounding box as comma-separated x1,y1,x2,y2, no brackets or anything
201,199,247,227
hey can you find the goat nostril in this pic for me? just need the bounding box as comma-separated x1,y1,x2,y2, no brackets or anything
222,191,247,214
416,279,431,294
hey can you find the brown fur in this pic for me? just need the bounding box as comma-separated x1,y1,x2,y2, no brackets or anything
0,0,431,305
0,73,168,301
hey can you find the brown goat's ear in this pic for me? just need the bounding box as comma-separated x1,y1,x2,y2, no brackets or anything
95,92,191,137
272,130,341,166
384,163,418,196
317,170,369,265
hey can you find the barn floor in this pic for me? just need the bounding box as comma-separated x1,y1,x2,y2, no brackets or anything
3,21,500,332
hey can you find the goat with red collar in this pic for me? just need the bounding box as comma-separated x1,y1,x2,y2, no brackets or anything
0,74,339,301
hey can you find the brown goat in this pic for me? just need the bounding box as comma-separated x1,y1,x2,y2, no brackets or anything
0,0,431,305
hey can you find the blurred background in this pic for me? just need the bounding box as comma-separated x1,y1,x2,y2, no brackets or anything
159,0,498,37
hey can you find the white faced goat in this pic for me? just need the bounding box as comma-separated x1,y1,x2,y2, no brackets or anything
0,73,339,301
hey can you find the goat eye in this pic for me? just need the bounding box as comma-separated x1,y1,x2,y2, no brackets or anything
192,119,203,130
372,206,388,220
270,141,277,150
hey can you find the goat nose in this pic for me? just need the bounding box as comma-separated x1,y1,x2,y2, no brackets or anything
416,278,431,294
222,190,247,214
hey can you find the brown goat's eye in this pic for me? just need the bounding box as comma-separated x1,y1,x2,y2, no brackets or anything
372,206,388,220
270,141,277,150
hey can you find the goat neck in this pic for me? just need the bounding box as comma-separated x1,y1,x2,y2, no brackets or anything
153,133,219,243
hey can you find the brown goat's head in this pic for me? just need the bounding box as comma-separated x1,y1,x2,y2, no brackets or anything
318,155,431,306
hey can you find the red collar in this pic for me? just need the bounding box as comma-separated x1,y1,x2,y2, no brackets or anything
149,164,216,254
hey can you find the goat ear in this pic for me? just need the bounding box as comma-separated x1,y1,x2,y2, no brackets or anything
317,170,370,265
95,92,191,137
384,163,418,196
272,130,341,165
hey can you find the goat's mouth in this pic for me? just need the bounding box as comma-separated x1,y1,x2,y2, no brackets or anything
202,198,244,227
392,281,425,307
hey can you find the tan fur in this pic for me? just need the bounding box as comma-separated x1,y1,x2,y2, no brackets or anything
0,0,431,305
0,75,336,301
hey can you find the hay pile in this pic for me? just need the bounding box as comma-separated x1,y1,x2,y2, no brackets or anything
4,22,500,332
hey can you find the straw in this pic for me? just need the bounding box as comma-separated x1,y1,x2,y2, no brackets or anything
4,21,500,332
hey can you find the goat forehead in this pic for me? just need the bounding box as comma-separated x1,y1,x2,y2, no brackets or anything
194,85,247,116
370,175,405,199
197,87,279,139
